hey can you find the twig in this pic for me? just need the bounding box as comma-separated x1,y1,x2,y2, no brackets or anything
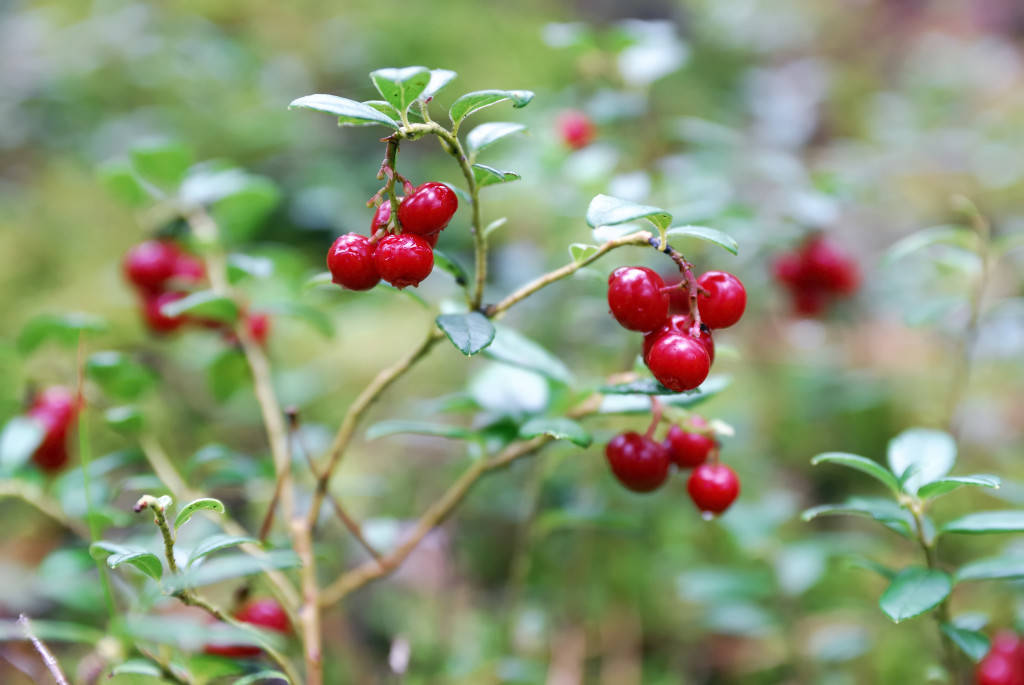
909,503,962,683
17,614,69,685
135,645,193,685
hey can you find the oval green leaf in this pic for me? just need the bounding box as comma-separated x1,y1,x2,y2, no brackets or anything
942,511,1024,535
941,623,990,663
98,160,149,207
483,325,573,384
879,567,951,623
432,249,470,286
0,416,45,471
365,420,475,441
466,122,527,155
104,406,144,435
472,164,521,187
131,140,193,187
370,66,431,114
289,94,399,129
108,550,163,581
885,225,978,264
17,312,108,355
161,291,239,323
87,351,156,400
187,534,258,567
801,497,913,538
955,554,1024,583
175,497,226,530
917,474,1000,500
586,194,672,232
449,89,535,126
665,225,739,255
598,375,730,413
419,69,457,101
436,312,495,356
519,417,592,447
887,428,956,494
810,452,900,495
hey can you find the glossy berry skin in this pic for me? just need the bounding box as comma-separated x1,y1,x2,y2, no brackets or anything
977,651,1024,685
605,432,670,492
204,599,290,658
557,110,595,150
607,266,669,332
397,182,458,236
665,416,716,468
123,240,180,292
28,387,79,473
687,463,740,514
142,291,188,334
643,314,714,365
373,233,434,288
370,202,392,236
246,312,271,346
697,271,746,329
646,334,710,392
327,233,380,291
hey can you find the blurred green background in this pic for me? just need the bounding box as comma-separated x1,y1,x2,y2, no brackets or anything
2,0,1024,683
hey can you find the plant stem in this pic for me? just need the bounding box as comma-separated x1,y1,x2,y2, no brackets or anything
649,236,704,333
18,614,69,685
909,503,962,683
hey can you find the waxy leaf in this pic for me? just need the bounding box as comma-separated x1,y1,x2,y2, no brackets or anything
879,567,951,623
433,249,470,286
98,160,148,207
942,511,1024,535
955,554,1024,582
917,474,1000,499
887,428,956,494
600,379,675,395
289,94,399,129
436,312,495,356
810,452,900,495
569,243,599,263
466,122,527,155
598,376,730,413
0,416,45,471
472,164,521,187
484,325,573,384
665,225,739,255
104,406,144,435
450,89,535,126
586,194,672,231
365,420,475,441
86,351,156,400
161,291,239,323
91,542,163,581
187,534,257,567
519,417,591,447
370,66,431,114
17,312,108,354
174,497,226,530
801,497,914,538
885,225,978,264
131,140,193,187
941,624,990,663
110,660,162,677
419,69,457,101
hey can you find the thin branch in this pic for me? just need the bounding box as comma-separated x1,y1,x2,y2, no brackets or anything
135,645,193,685
0,481,90,538
291,519,322,685
17,614,69,685
909,503,962,683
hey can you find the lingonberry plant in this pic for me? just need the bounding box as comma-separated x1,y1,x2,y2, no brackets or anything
0,66,743,684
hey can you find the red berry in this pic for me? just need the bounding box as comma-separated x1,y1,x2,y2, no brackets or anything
977,651,1024,685
991,631,1023,657
204,599,290,658
605,432,670,492
173,253,206,283
371,202,392,236
772,253,804,287
142,291,188,334
123,240,180,292
607,266,670,332
696,271,746,329
665,417,716,468
687,463,740,514
373,233,434,289
643,314,715,365
28,387,79,473
802,236,859,293
661,274,691,313
645,334,710,392
557,110,595,150
327,233,380,291
246,312,271,346
397,182,458,236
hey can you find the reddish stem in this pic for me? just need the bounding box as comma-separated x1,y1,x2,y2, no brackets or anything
645,397,663,441
649,237,704,335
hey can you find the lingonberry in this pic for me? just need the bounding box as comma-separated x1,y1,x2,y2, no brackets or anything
173,253,206,283
327,233,380,291
28,387,79,473
661,274,691,313
792,288,826,317
605,432,670,493
696,271,746,329
991,631,1024,658
645,334,710,392
373,233,434,288
557,110,596,150
204,598,290,658
123,240,180,292
607,266,670,332
371,202,392,236
665,416,716,468
245,312,271,346
977,650,1024,685
397,182,458,236
771,253,804,288
142,291,189,334
687,463,740,514
643,314,715,365
802,235,860,294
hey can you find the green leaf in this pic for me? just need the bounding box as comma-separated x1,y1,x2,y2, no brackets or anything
941,623,990,663
585,194,672,232
569,243,599,263
0,619,103,643
887,428,956,494
884,225,978,264
484,325,573,384
104,406,144,435
436,312,495,356
226,253,274,282
365,420,475,441
0,416,45,471
98,160,149,207
175,498,226,530
810,452,900,495
161,290,239,323
598,375,730,413
519,417,591,447
419,69,457,101
111,659,163,676
472,163,521,187
17,312,108,355
289,94,399,128
665,225,739,255
131,140,193,187
918,474,1000,499
801,497,914,537
363,99,403,121
165,550,302,591
233,671,290,685
432,249,470,286
86,351,156,400
449,89,535,126
879,567,951,623
942,511,1024,535
103,547,164,581
600,379,676,395
207,348,248,402
955,554,1024,583
483,217,507,239
466,122,527,155
187,534,257,567
370,66,431,114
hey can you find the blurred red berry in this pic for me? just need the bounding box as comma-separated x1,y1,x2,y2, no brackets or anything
142,291,189,334
557,110,595,150
28,387,79,473
665,416,716,468
204,599,290,659
123,240,180,293
246,312,271,346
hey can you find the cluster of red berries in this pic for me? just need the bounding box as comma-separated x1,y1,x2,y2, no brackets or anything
772,234,859,316
122,239,269,344
204,598,290,658
607,267,746,392
978,631,1024,685
557,110,596,150
327,182,457,291
26,386,80,473
605,415,740,514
